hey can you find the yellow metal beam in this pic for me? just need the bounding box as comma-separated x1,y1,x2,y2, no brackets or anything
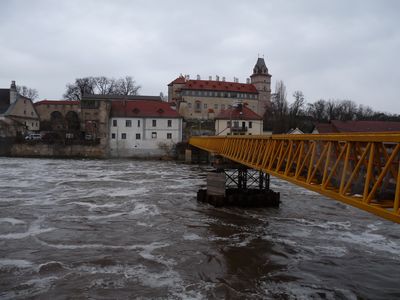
189,134,400,224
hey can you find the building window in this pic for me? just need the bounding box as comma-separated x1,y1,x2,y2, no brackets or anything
111,133,116,139
249,121,252,128
221,104,225,110
195,101,201,111
121,133,126,139
136,133,141,140
188,103,192,108
167,133,172,139
227,121,231,128
113,120,117,127
24,110,26,115
152,120,157,127
151,132,157,139
126,120,132,127
167,120,172,127
204,103,207,109
138,120,140,127
242,121,246,128
214,104,218,109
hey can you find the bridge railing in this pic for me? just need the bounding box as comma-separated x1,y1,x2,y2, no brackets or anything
189,133,400,224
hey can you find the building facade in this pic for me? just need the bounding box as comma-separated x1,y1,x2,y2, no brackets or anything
109,99,182,158
168,57,271,120
34,100,81,132
0,81,40,132
214,105,263,136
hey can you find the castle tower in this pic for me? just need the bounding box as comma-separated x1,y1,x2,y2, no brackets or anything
250,57,271,116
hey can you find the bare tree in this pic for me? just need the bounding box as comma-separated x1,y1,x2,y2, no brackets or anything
64,77,96,100
266,80,289,133
63,76,140,100
16,85,39,101
115,76,141,96
290,91,305,117
307,99,328,121
94,76,117,95
337,100,357,121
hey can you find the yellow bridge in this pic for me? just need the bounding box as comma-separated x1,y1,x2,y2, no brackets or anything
189,133,400,224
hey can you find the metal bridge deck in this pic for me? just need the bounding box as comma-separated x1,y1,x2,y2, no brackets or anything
189,133,400,224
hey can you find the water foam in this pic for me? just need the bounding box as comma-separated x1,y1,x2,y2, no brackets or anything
70,201,118,211
0,218,26,225
0,259,33,268
0,217,54,240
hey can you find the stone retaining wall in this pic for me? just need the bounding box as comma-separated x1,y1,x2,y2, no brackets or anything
10,143,108,158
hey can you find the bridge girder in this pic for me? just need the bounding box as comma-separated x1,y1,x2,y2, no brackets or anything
189,133,400,224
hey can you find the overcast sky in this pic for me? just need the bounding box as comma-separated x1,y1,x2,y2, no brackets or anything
1,0,399,112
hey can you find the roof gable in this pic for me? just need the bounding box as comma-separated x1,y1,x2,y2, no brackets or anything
215,105,262,120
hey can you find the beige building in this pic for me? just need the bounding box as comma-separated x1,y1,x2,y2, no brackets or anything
168,57,271,120
0,81,40,132
215,105,263,136
34,100,81,131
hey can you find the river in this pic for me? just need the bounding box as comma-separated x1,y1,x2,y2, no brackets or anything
0,158,399,299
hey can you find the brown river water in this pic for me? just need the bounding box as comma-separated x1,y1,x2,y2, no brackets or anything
0,157,399,299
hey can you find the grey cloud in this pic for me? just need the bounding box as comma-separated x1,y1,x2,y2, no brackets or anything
0,0,399,112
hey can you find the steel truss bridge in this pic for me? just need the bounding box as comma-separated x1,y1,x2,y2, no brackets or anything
189,133,400,224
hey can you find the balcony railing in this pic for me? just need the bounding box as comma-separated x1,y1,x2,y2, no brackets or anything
230,126,248,132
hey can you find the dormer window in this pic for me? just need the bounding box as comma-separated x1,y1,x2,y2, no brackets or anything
132,108,140,114
157,108,164,114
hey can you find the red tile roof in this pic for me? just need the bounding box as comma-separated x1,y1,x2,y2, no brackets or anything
332,120,400,132
314,123,338,133
168,76,186,86
215,105,262,120
168,76,258,93
111,100,181,118
315,120,400,133
35,100,80,106
183,79,258,93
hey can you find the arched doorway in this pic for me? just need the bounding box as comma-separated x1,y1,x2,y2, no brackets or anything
65,111,80,131
50,111,64,131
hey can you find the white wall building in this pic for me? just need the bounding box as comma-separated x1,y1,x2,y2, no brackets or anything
215,105,263,136
109,100,182,158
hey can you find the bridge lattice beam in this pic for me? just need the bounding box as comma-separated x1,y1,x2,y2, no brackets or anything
189,133,400,224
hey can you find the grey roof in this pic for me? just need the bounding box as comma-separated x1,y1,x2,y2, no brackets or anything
252,57,269,75
0,89,10,114
82,94,162,101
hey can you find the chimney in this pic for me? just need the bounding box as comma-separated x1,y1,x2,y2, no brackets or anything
216,75,219,81
209,76,212,80
10,80,18,104
196,74,200,80
246,78,250,84
222,76,225,82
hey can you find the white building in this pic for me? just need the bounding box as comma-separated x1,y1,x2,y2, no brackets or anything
215,104,263,136
109,100,182,158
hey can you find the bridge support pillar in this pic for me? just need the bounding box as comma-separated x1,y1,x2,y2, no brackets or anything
197,166,279,208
